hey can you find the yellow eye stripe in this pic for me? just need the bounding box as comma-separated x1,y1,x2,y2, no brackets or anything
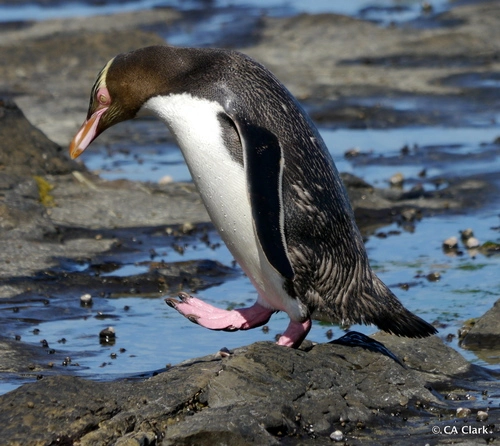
90,57,115,104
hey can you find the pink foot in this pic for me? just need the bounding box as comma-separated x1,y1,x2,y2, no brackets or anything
276,319,312,348
165,292,273,331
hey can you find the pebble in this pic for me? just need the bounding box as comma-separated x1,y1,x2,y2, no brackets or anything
181,222,195,233
426,272,441,282
460,228,474,241
389,172,404,187
456,407,471,418
344,147,360,158
99,326,116,344
442,236,458,250
465,237,480,249
158,175,174,185
330,430,344,441
400,208,419,222
80,293,93,306
476,410,488,421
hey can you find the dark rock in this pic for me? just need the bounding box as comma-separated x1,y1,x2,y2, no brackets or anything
461,298,500,351
0,99,81,176
0,336,498,444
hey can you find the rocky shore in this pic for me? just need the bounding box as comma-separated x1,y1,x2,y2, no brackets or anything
1,0,500,444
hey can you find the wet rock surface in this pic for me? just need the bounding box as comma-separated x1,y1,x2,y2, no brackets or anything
1,0,500,444
461,298,500,352
0,336,499,445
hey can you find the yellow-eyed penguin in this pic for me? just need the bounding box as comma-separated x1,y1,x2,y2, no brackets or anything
70,46,437,348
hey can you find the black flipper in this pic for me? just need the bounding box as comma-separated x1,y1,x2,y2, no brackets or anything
228,114,294,280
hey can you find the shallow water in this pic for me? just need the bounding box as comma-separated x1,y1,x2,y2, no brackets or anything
0,0,452,26
1,0,500,395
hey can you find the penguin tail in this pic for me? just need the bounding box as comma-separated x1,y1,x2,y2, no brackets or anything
348,274,437,338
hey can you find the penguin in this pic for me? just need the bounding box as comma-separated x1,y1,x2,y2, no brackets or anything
70,45,437,348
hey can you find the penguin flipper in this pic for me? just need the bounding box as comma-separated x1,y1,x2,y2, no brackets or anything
229,114,294,280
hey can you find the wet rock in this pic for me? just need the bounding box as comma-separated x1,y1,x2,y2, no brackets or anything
456,407,471,418
426,272,441,282
461,298,500,350
389,172,404,187
99,326,116,344
442,236,459,255
329,429,344,441
0,336,498,445
0,99,81,177
460,228,475,242
465,236,480,249
79,293,93,306
477,410,489,422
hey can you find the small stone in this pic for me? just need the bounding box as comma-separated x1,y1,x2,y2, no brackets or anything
27,401,34,409
330,430,344,442
158,175,174,185
476,410,488,421
262,325,269,333
400,208,419,222
181,222,194,233
344,147,360,158
456,407,471,418
99,327,116,344
465,237,480,249
326,329,333,340
80,293,93,306
460,228,474,241
389,172,404,187
426,272,441,282
442,236,458,250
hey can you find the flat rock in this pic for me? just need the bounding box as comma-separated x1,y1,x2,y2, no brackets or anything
461,298,500,351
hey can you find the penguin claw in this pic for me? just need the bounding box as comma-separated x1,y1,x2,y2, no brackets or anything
178,292,193,302
187,314,199,324
164,297,179,309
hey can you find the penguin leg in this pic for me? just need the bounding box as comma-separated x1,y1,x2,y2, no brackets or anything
165,292,273,331
277,319,312,348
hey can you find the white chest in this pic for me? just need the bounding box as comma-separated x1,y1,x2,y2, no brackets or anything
144,94,247,236
143,93,299,317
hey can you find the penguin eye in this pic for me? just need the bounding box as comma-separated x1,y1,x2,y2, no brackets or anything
96,87,111,106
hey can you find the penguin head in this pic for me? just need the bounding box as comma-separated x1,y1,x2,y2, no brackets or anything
69,46,192,159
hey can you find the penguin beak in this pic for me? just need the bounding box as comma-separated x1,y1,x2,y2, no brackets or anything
69,107,108,159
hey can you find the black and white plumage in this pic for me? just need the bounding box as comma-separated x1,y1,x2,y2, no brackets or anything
70,45,437,347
